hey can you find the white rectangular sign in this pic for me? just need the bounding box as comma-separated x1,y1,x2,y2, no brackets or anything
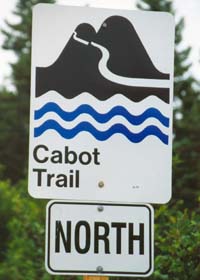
46,201,154,277
29,4,174,203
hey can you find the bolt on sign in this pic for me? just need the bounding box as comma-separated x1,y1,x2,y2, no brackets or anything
29,4,175,203
46,201,154,277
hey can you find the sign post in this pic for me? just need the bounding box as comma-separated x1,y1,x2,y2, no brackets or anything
84,276,109,280
29,4,174,204
29,3,174,278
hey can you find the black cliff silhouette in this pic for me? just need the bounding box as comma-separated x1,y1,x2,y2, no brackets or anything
94,16,170,79
36,18,170,103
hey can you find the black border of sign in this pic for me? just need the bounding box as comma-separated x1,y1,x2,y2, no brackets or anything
46,201,153,276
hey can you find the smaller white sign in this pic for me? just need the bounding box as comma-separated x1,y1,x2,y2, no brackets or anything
46,201,154,277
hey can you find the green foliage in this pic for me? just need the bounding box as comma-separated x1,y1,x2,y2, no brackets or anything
152,203,200,280
0,180,15,262
0,179,64,280
0,89,27,181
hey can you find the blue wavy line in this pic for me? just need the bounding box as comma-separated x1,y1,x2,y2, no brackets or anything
34,102,169,127
34,120,169,144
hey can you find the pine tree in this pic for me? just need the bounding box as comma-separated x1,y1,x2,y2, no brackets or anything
0,0,55,182
137,0,200,207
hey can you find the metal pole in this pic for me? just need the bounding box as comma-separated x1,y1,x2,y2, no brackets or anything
84,276,109,280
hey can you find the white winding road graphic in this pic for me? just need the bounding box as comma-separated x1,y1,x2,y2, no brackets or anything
73,32,170,89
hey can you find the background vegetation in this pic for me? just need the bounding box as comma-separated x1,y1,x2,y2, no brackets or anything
0,0,199,279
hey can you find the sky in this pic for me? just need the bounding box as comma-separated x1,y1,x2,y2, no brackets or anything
0,0,199,89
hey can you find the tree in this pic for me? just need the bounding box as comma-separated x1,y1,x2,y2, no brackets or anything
0,0,55,182
0,88,21,181
0,179,68,280
147,202,200,280
137,0,200,208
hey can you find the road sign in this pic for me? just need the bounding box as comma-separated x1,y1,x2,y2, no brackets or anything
46,201,154,277
29,4,174,203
